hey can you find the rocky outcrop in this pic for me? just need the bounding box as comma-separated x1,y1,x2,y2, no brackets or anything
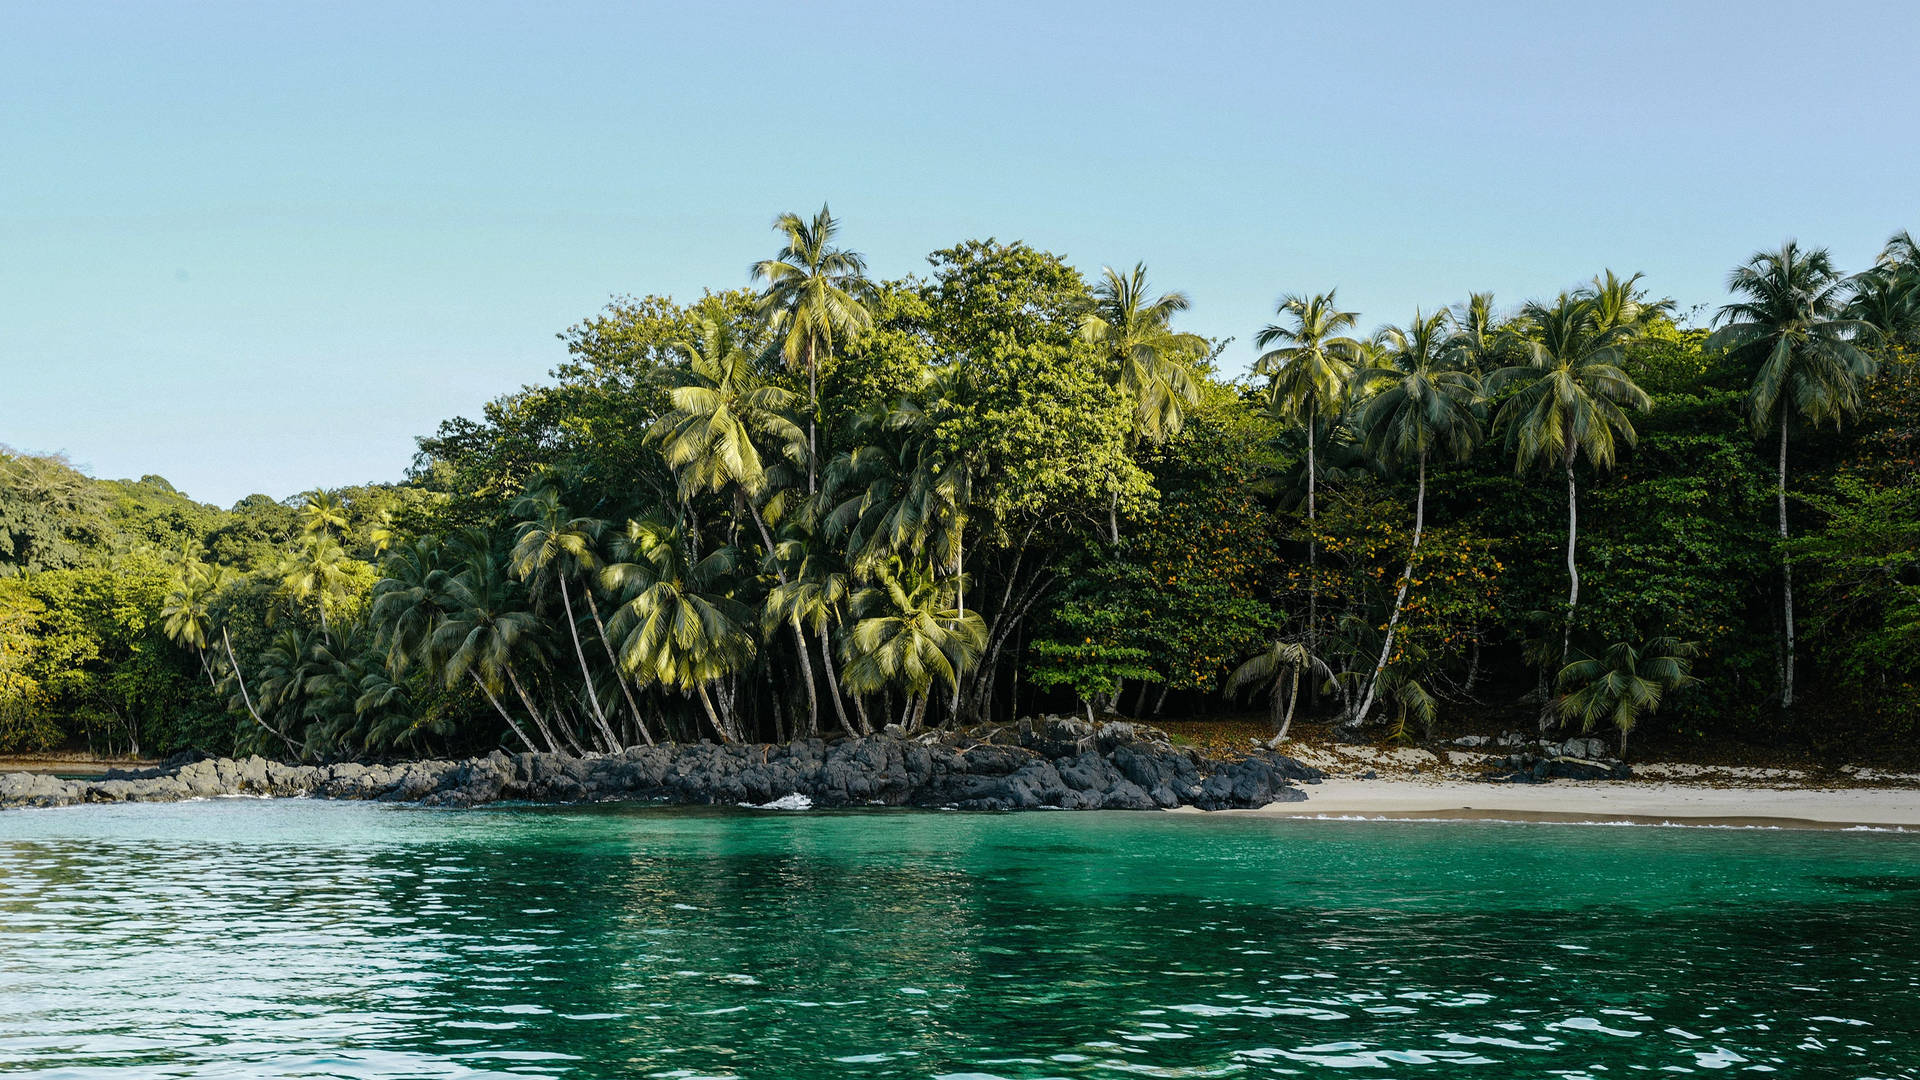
0,718,1320,812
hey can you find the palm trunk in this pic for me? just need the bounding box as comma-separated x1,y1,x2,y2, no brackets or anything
910,689,931,732
1276,664,1301,742
505,663,562,754
470,671,538,753
1561,451,1580,665
818,621,856,733
1108,490,1120,545
1777,420,1795,710
745,499,821,737
221,626,298,757
951,536,965,718
806,338,819,496
1353,453,1427,728
695,682,732,743
790,618,819,738
583,587,653,745
1306,414,1318,686
560,578,619,751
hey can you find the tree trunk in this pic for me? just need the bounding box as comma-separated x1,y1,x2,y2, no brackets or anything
560,578,619,751
505,663,562,754
1152,682,1169,717
1307,413,1319,708
1278,664,1301,741
806,337,819,496
818,621,856,733
221,626,299,757
470,671,538,753
583,587,653,745
1108,490,1120,545
695,682,732,743
1777,420,1795,710
1562,451,1580,665
746,499,822,737
1353,453,1427,728
909,689,929,731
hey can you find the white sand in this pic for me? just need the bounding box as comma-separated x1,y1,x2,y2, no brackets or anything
1186,778,1920,829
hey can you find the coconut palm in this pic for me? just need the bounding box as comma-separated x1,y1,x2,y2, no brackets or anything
299,490,349,539
1446,292,1512,375
280,533,354,643
511,485,619,751
1556,637,1698,756
368,537,451,673
652,318,816,735
1582,269,1676,333
1079,264,1208,444
1708,242,1876,709
1491,294,1651,663
751,204,876,494
841,560,984,731
161,560,231,688
432,554,551,753
1079,263,1206,542
1350,311,1485,727
767,534,863,733
1224,640,1330,744
602,518,757,742
1255,291,1366,657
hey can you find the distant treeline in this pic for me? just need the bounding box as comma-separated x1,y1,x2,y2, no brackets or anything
2,213,1914,760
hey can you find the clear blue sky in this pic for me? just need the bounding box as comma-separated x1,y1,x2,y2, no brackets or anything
3,1,1916,507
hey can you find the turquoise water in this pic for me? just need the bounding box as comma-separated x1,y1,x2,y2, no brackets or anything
2,801,1917,1079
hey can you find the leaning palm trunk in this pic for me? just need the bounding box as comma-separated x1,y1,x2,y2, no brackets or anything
221,626,299,757
695,682,733,743
582,589,652,745
559,578,619,751
469,671,539,753
505,664,562,754
817,622,856,733
1273,663,1302,742
1776,420,1795,710
747,502,821,736
1353,454,1426,728
1306,414,1319,689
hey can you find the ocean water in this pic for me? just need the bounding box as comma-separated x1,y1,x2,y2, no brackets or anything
1,800,1916,1078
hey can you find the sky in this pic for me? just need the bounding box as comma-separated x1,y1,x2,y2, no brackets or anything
3,1,1917,508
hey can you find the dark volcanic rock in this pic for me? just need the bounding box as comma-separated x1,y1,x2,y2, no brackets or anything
0,718,1321,813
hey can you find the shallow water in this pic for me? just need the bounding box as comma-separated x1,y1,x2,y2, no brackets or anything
2,800,1917,1078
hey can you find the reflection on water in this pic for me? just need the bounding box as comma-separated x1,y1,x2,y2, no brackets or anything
2,800,1917,1078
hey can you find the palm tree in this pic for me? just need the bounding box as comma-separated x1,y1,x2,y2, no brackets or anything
1255,291,1366,657
1350,311,1485,727
280,533,353,643
652,317,817,735
1491,294,1651,664
161,561,230,689
841,560,984,731
751,204,876,494
1582,269,1677,333
1446,292,1510,375
299,490,349,539
1079,263,1207,541
1847,236,1920,365
1224,640,1330,744
511,485,619,752
1556,637,1698,757
767,535,863,733
1708,242,1875,709
369,536,450,674
432,554,552,753
602,518,757,742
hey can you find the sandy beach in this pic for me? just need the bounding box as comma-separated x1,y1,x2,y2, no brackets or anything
1178,777,1920,829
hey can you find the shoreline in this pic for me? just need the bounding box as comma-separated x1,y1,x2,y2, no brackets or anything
1184,777,1920,830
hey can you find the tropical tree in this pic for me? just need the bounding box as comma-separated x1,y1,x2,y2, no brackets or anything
1350,311,1484,727
1491,294,1651,665
1224,639,1329,743
280,534,354,643
160,560,229,688
510,485,619,751
766,535,862,733
1582,269,1677,333
1079,264,1208,441
299,490,349,539
1254,291,1365,658
651,317,818,733
841,560,984,731
751,205,876,494
1708,242,1876,709
431,552,552,753
602,518,757,742
1556,637,1698,756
